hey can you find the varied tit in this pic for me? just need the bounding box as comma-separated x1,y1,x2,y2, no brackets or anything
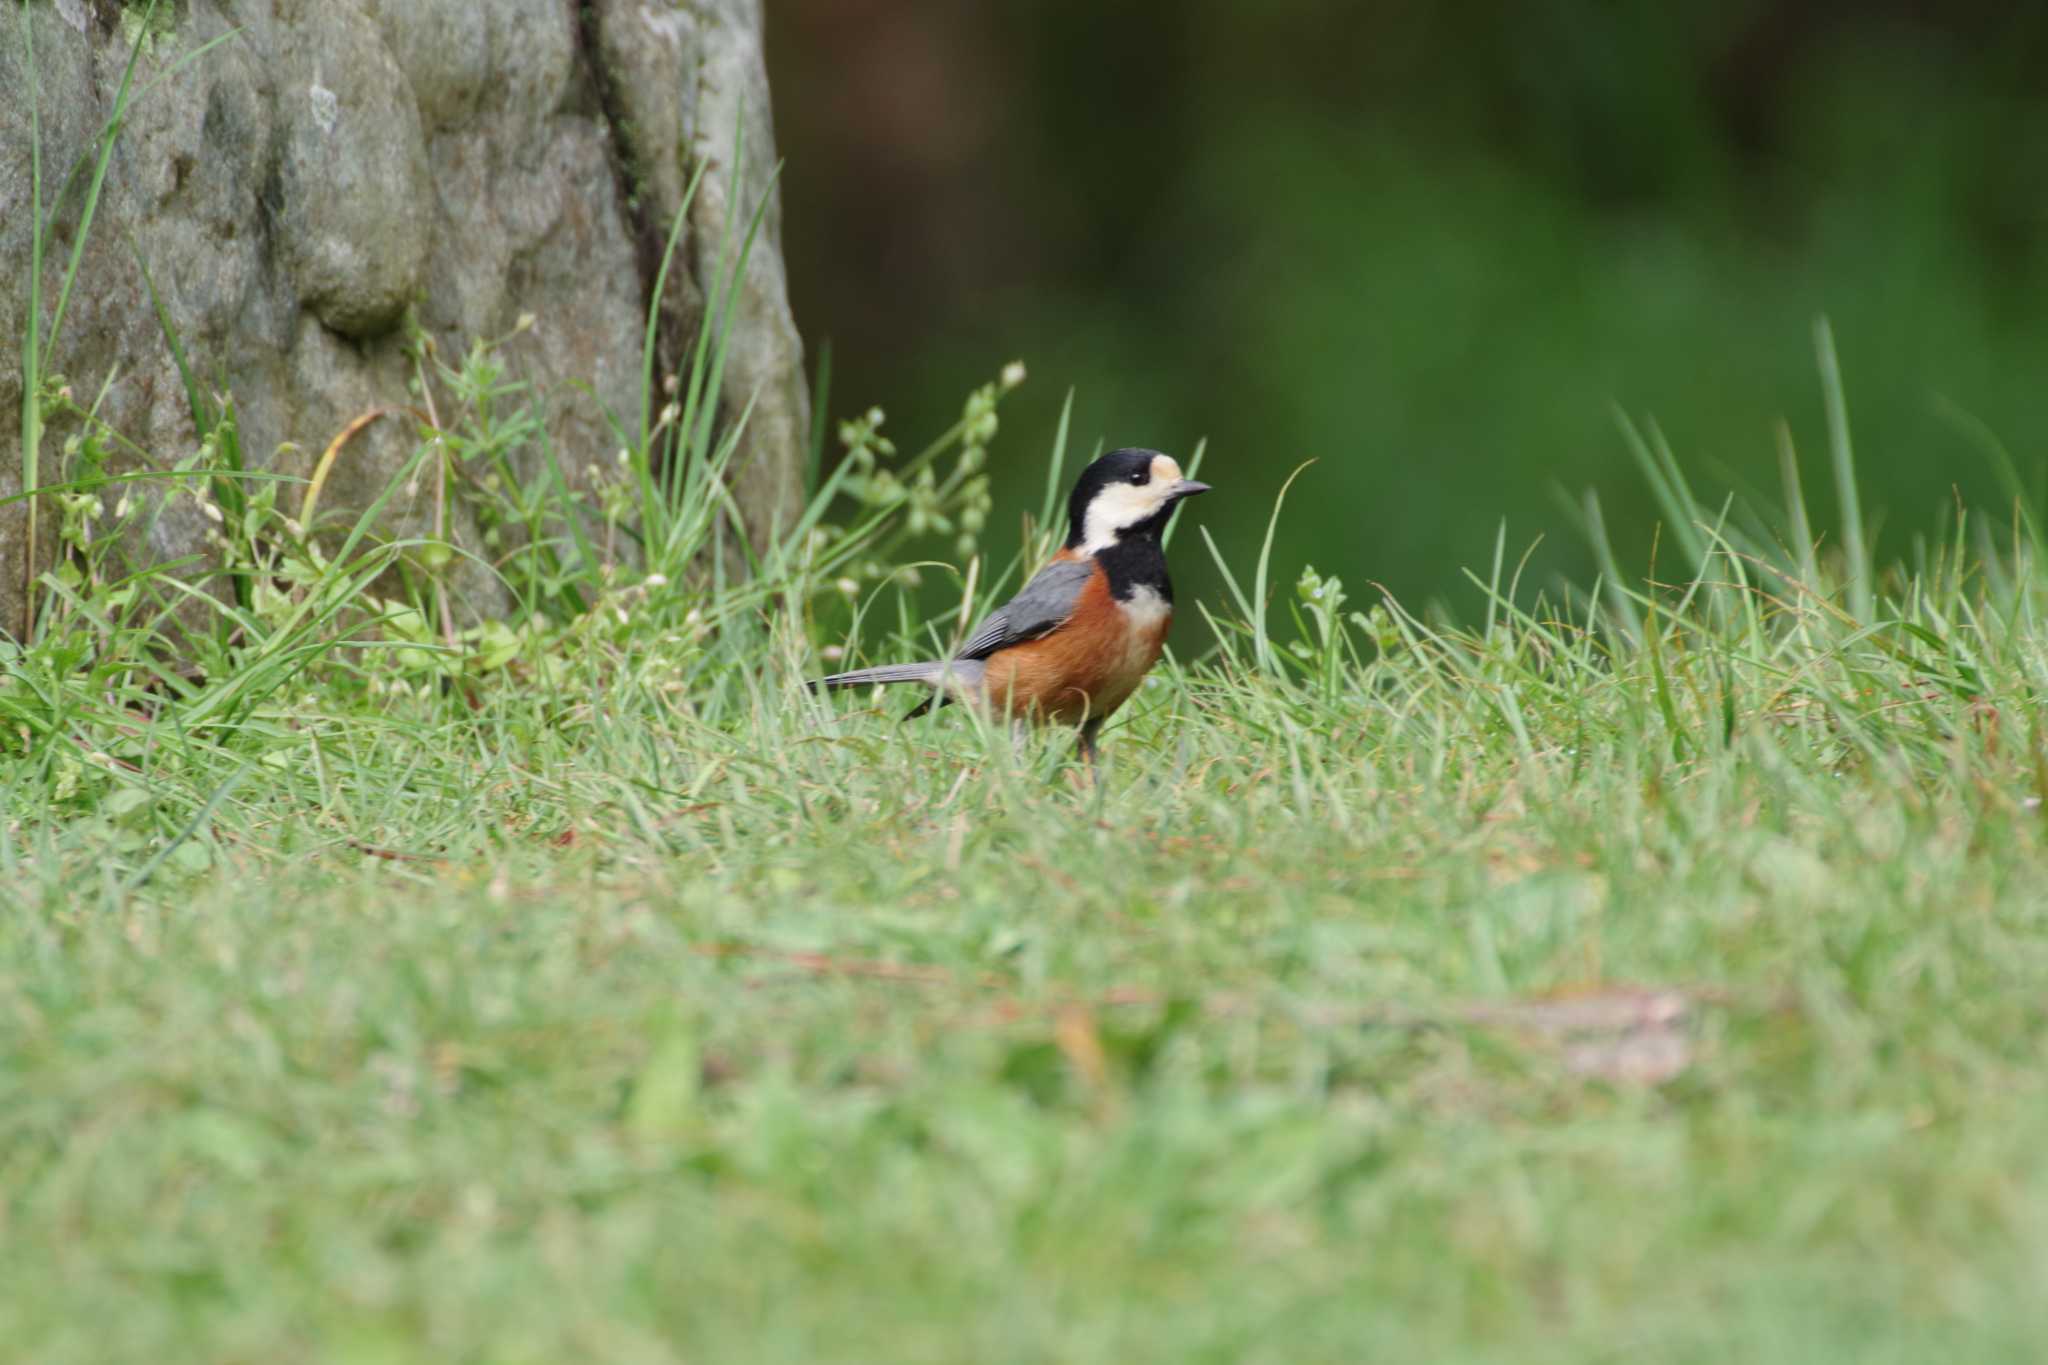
811,447,1211,763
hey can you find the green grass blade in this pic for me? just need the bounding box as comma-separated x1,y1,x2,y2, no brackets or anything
1161,436,1206,553
1037,389,1076,539
1613,406,1706,576
1814,317,1871,621
1578,488,1640,642
118,753,253,895
129,232,208,439
19,2,46,637
44,0,158,365
1775,419,1820,593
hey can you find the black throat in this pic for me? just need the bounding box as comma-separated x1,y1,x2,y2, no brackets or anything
1089,532,1174,604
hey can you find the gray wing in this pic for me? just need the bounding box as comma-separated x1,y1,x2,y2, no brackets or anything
954,558,1095,661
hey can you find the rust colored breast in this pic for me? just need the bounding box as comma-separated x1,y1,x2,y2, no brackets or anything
978,566,1171,725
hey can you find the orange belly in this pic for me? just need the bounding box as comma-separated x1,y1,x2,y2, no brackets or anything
977,571,1171,725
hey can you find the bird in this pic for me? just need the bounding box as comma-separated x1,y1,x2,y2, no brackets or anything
811,447,1211,763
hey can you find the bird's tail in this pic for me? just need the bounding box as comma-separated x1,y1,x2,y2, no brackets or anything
807,659,986,693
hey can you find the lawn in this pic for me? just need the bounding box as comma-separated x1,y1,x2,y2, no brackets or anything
8,348,2048,1361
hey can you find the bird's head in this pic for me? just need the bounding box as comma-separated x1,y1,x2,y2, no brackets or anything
1064,448,1211,553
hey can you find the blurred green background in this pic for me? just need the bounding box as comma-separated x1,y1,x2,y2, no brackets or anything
769,1,2048,618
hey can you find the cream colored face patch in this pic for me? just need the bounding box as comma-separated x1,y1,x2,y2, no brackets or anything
1080,457,1191,552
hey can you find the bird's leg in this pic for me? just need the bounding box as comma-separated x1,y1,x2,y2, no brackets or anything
1075,717,1103,770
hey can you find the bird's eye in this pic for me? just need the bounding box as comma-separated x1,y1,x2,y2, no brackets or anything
1128,470,1147,485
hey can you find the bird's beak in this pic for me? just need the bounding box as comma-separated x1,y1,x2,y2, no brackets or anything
1170,479,1212,501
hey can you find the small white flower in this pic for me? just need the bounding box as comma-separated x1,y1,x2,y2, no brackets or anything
1000,360,1027,390
822,645,845,662
200,500,224,524
835,577,859,597
645,573,669,588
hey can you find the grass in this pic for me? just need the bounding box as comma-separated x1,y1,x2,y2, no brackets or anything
8,370,2048,1360
10,20,2048,1361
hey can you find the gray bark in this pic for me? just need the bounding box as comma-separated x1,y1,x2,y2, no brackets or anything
0,0,809,637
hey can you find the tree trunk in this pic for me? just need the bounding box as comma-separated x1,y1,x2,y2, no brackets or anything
0,0,809,638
